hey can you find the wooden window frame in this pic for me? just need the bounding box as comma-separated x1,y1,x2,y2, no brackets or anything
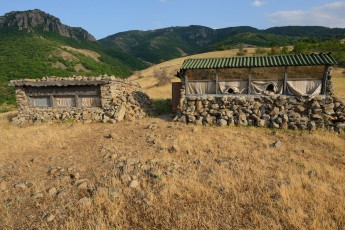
29,96,52,108
26,85,102,108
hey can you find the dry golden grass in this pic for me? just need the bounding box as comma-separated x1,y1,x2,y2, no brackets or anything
1,50,345,228
333,67,345,101
0,113,344,229
130,49,259,99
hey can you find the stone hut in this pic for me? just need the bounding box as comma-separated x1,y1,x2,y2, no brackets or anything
174,53,345,132
10,76,154,124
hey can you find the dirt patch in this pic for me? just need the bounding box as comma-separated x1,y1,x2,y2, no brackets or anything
61,46,101,62
52,49,79,62
52,61,67,69
74,63,90,72
176,47,188,57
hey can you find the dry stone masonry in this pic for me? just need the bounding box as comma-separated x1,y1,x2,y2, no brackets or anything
10,76,154,125
175,68,345,133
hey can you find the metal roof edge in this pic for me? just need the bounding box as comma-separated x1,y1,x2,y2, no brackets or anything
180,53,337,70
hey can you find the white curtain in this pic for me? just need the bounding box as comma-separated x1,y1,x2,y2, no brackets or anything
218,81,248,94
251,81,283,95
187,81,216,94
286,80,322,97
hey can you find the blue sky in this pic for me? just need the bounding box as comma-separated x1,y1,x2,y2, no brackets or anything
1,0,344,39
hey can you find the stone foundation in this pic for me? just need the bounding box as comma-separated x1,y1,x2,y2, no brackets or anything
175,71,345,133
11,76,155,125
175,95,345,132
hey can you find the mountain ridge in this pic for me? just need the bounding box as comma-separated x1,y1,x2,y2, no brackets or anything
0,9,96,42
99,25,345,63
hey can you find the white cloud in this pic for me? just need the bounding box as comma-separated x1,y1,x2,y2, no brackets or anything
159,0,167,3
268,1,345,27
252,0,264,7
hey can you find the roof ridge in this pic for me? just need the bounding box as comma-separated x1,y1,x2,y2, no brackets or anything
183,52,334,61
181,53,337,69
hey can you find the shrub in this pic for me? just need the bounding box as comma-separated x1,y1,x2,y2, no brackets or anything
153,99,172,115
255,47,267,55
153,68,171,86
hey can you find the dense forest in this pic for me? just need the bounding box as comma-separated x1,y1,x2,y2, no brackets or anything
100,25,345,64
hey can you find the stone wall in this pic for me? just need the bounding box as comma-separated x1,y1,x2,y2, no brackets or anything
175,68,345,133
11,76,154,125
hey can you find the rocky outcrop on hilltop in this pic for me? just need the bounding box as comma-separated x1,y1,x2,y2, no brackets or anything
0,9,96,41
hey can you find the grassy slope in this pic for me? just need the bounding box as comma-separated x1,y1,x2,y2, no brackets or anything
129,48,259,99
332,68,345,100
0,115,344,229
0,28,145,105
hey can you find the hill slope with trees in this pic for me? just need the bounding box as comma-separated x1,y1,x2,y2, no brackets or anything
100,25,345,64
0,10,145,105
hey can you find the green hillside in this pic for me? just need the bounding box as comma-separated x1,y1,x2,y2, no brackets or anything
0,29,145,105
0,10,145,106
99,26,214,63
100,25,345,64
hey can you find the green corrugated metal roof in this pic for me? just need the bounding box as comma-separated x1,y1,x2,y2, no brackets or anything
181,53,337,70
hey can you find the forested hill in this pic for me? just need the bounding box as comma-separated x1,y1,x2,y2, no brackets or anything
0,10,144,105
99,25,345,63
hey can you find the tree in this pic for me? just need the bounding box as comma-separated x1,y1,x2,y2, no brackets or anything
281,46,289,54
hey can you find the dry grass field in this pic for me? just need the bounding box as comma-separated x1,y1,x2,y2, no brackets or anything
333,68,345,100
129,48,260,99
0,49,345,229
0,113,344,229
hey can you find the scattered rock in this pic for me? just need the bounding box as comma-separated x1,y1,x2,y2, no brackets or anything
67,166,75,172
75,179,88,186
129,180,139,188
148,168,163,179
48,168,58,175
143,198,152,206
104,133,115,139
48,187,58,197
57,191,65,199
271,141,282,149
77,182,88,190
46,214,55,223
168,145,180,153
0,181,7,191
31,192,44,199
14,182,27,190
70,172,80,180
78,197,92,206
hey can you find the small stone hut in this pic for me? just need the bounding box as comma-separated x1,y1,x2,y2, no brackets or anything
10,76,154,124
174,53,345,132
